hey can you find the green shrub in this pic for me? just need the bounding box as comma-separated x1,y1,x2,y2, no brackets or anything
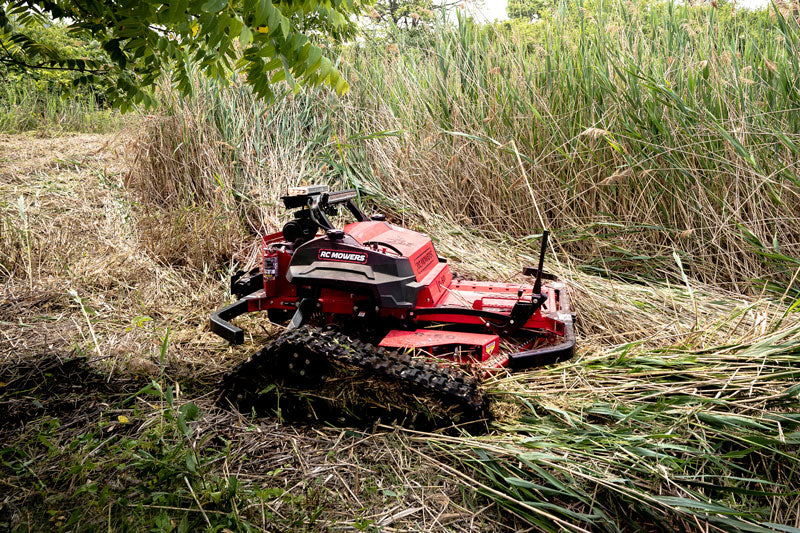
0,19,124,133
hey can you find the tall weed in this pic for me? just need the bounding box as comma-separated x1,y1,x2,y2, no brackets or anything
128,0,800,291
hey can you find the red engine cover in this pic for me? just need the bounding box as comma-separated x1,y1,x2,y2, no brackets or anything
343,221,439,281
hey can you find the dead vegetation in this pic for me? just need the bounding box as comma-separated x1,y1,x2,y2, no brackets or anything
0,132,522,531
3,118,799,529
117,86,800,529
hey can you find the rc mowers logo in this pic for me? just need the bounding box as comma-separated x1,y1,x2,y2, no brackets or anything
318,249,368,264
414,248,435,272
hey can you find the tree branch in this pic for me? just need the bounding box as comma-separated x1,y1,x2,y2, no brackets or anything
0,41,108,74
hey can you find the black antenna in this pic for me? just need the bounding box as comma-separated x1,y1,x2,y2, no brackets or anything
533,230,550,296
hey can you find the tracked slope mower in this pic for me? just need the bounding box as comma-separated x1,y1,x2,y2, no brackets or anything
212,186,575,429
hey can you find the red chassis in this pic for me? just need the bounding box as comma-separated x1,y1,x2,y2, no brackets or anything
210,189,575,371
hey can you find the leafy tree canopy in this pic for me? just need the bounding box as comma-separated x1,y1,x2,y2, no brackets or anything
507,0,552,20
0,0,363,110
366,0,463,30
368,0,435,29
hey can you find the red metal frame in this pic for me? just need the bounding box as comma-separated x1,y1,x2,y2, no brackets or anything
212,220,574,371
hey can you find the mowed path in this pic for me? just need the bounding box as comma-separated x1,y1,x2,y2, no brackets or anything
0,131,213,369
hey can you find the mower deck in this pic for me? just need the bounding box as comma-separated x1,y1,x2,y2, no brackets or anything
211,279,575,371
380,280,574,370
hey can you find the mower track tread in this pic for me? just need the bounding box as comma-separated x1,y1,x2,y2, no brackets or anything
218,325,488,430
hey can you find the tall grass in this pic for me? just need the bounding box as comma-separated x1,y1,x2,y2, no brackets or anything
436,295,800,531
352,2,800,290
352,0,800,294
129,0,800,294
0,79,125,133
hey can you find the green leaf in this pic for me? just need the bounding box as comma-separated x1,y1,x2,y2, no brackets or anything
306,45,322,68
179,402,200,422
654,496,750,516
256,0,273,25
168,0,188,23
185,451,197,473
270,68,286,83
239,24,253,45
201,0,228,13
177,414,189,437
279,15,289,37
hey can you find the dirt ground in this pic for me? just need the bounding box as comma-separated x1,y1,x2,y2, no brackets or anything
0,132,519,531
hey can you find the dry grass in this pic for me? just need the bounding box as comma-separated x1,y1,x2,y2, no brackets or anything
0,132,522,531
125,112,255,270
125,113,234,209
2,117,799,528
128,0,800,295
0,131,227,374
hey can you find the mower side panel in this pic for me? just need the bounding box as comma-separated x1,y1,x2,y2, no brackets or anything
414,262,452,306
379,329,501,361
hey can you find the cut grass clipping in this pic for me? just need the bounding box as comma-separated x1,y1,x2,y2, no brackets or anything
436,326,800,531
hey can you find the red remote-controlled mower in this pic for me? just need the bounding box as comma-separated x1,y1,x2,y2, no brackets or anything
213,186,574,429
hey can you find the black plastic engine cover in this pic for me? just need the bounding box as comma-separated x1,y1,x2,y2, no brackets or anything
287,234,422,308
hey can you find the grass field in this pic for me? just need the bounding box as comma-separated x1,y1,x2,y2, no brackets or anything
0,132,529,531
0,80,125,134
2,0,800,530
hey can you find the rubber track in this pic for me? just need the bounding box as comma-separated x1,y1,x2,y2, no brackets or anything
218,325,489,430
